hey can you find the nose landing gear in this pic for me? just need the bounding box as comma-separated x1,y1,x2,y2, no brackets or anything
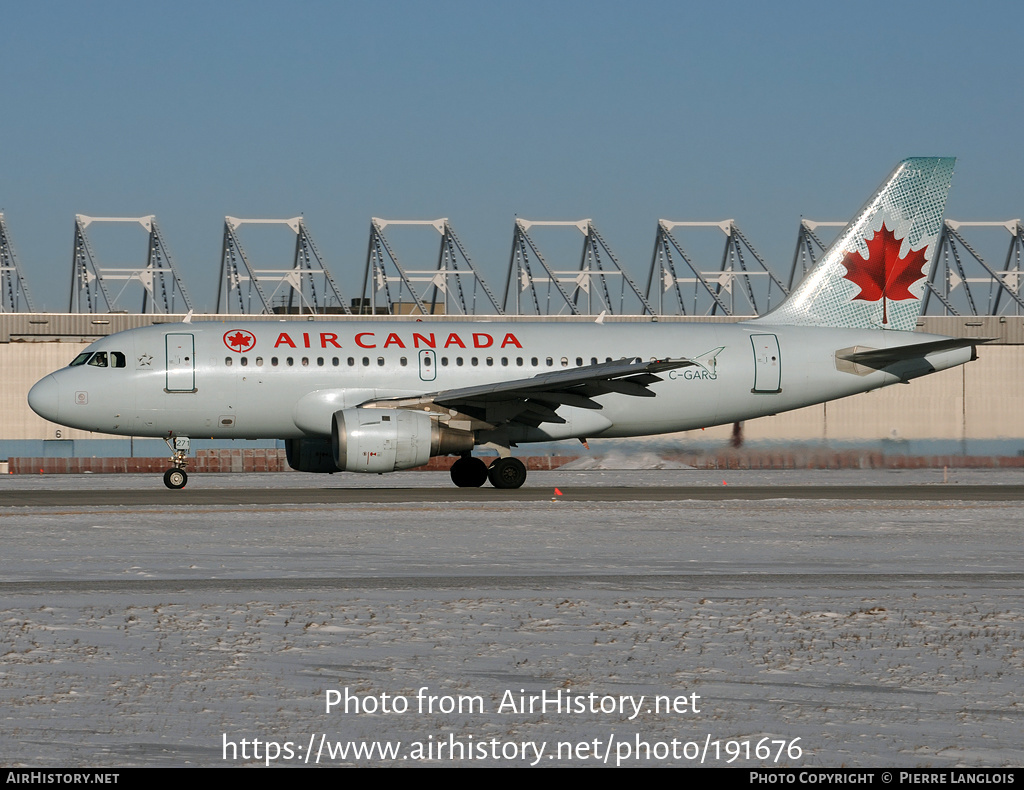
163,436,190,490
163,468,187,489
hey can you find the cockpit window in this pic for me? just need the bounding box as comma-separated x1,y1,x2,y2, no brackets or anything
70,350,125,368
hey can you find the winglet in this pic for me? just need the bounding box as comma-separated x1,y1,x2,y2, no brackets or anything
693,346,724,376
182,310,193,324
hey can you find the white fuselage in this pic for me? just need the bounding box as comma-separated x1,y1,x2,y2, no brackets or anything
28,319,973,444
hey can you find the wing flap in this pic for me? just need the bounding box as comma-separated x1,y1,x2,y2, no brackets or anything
435,356,692,404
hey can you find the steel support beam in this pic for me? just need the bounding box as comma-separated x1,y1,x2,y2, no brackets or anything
0,214,36,312
648,221,786,316
360,219,501,315
69,215,192,314
216,217,347,315
504,219,651,315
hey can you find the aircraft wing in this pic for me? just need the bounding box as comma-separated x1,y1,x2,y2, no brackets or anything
365,356,695,427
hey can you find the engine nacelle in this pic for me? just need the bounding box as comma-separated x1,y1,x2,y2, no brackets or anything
332,408,474,473
285,437,338,473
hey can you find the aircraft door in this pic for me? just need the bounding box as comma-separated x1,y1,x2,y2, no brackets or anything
166,333,196,392
418,349,436,382
750,333,781,393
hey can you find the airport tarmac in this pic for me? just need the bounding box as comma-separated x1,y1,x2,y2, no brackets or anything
1,469,1022,767
2,483,1024,506
2,466,1023,507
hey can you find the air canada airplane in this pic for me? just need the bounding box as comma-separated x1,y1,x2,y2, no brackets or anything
29,158,981,489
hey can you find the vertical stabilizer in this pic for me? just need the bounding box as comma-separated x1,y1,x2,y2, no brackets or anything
759,157,955,331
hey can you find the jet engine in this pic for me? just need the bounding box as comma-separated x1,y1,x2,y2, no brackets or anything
332,408,474,473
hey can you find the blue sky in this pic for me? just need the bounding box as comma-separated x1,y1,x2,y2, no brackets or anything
2,0,1020,311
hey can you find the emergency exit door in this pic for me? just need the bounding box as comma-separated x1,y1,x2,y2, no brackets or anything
750,334,781,393
418,349,436,382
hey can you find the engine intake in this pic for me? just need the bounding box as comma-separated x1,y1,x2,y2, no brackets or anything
332,408,474,473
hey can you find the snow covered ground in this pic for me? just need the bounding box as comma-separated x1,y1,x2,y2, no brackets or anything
1,469,1022,767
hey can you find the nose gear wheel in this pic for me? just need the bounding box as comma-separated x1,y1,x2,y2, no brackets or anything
163,468,188,489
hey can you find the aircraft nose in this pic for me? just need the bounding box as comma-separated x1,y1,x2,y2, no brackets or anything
28,374,60,422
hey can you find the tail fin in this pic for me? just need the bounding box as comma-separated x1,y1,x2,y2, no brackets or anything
759,157,955,331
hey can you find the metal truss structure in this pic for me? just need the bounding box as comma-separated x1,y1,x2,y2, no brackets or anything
793,219,1024,317
789,219,845,290
503,219,653,316
5,209,1021,317
0,214,35,312
360,219,502,315
69,215,193,314
647,220,789,316
926,220,1024,317
217,217,348,315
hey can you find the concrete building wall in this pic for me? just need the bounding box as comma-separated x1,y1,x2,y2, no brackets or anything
3,341,94,441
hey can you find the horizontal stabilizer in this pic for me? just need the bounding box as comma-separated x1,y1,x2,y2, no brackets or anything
837,337,989,369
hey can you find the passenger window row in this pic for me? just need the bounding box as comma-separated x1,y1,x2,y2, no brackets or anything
73,349,623,372
223,355,614,368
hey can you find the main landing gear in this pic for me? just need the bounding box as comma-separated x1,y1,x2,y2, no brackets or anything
450,456,487,488
163,436,191,490
488,457,528,489
449,455,528,489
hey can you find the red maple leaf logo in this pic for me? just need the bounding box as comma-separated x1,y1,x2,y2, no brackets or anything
223,329,256,353
841,223,929,324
